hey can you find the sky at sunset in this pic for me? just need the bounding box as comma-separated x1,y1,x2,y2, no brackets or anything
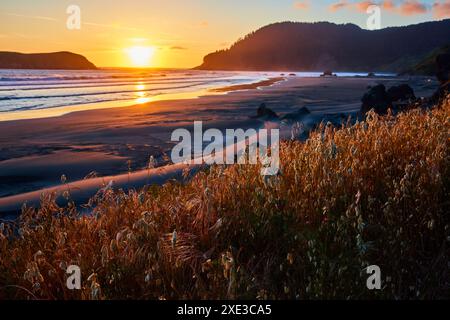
1,0,449,68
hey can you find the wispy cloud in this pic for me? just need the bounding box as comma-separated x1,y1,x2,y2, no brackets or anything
329,0,431,16
4,12,58,22
398,0,428,15
382,0,397,10
329,0,377,12
170,46,187,50
433,0,450,19
3,12,145,32
293,1,310,10
329,0,350,12
10,32,42,40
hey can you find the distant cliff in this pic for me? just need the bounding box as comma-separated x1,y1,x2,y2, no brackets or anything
401,45,450,76
196,20,450,72
0,51,97,70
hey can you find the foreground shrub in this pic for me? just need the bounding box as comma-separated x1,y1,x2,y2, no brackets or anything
0,98,449,299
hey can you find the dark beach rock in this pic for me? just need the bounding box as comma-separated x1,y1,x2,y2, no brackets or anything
361,84,390,114
387,84,416,102
429,81,450,106
361,83,417,114
289,73,296,76
367,72,375,77
387,84,417,112
281,107,311,122
436,53,450,84
297,106,311,116
428,54,450,106
256,103,279,120
320,70,337,77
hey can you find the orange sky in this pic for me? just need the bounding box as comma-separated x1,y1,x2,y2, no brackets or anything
0,0,446,68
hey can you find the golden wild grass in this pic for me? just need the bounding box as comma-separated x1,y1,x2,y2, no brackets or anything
0,97,449,300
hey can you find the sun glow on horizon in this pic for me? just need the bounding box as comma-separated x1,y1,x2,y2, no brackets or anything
125,46,155,67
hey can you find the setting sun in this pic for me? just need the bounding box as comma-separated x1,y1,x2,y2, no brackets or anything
125,46,155,67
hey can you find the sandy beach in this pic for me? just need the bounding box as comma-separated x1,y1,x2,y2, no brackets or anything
3,1,450,301
0,75,439,214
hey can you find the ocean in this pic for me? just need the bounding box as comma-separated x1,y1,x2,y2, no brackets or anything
0,69,393,121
